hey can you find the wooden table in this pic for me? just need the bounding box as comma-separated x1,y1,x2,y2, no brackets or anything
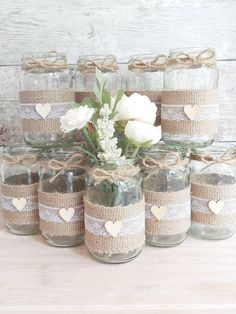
0,210,236,314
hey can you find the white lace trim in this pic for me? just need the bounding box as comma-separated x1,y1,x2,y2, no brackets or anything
161,104,219,121
84,212,145,237
20,102,74,120
2,195,38,212
191,196,236,215
145,201,191,221
39,203,84,223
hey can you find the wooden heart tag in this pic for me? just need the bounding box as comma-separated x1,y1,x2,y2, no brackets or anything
105,221,122,237
59,207,75,222
151,205,167,220
35,103,52,119
208,200,225,215
184,105,201,120
12,197,27,211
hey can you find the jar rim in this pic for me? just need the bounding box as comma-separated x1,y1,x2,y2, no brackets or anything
21,52,67,61
3,144,41,155
169,47,213,56
191,141,236,158
77,55,118,63
143,142,187,160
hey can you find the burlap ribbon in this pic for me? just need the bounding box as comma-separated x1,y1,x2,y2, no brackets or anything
84,197,145,254
77,55,119,73
22,51,68,72
1,154,39,166
128,55,168,72
168,48,216,68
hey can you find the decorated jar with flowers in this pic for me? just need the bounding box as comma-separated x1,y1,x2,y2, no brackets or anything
60,69,161,263
190,142,236,240
19,51,75,147
162,48,219,148
75,55,122,104
126,54,168,125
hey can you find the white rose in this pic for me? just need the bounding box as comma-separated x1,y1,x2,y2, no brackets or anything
60,106,94,133
124,120,162,145
115,93,157,124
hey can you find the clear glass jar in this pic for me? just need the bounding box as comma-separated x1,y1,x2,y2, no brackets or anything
190,142,236,239
39,150,85,247
75,55,122,103
84,159,145,264
142,143,191,247
0,145,40,234
19,52,74,147
127,54,167,126
162,47,219,148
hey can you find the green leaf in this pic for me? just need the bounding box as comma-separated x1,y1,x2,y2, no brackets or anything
102,88,111,105
110,89,124,119
81,97,100,109
96,68,106,89
93,84,101,102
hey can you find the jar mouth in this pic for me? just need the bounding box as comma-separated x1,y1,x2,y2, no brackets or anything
77,55,118,63
191,142,236,162
3,144,41,156
42,148,84,162
22,52,67,62
169,47,213,56
91,158,138,168
143,142,187,160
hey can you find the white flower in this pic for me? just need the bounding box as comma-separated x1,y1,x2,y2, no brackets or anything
115,93,157,124
124,121,162,145
60,106,94,133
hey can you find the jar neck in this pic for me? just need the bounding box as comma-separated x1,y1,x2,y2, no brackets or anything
77,55,119,73
128,54,168,73
143,143,187,163
4,145,41,156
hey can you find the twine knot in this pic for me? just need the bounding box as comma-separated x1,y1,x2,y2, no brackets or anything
1,154,39,166
78,55,119,73
171,48,216,68
128,54,168,72
200,147,236,170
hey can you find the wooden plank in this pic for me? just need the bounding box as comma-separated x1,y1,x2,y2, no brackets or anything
0,0,236,65
0,224,236,313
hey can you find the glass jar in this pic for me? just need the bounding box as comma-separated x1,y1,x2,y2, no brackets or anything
19,51,75,147
127,54,167,126
84,159,145,263
39,150,85,247
142,143,191,247
190,142,236,240
75,55,122,103
0,145,40,234
162,47,219,148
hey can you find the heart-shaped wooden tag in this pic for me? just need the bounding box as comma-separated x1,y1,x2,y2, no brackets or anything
105,221,122,237
59,207,75,222
35,103,52,119
12,197,27,211
151,205,167,220
184,105,201,120
208,200,225,215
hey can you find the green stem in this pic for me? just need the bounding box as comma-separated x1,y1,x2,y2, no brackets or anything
82,127,96,152
132,146,140,158
75,146,98,161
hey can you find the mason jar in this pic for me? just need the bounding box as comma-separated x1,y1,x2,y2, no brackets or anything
126,54,167,125
75,55,122,103
38,150,85,247
0,145,40,234
190,142,236,239
84,159,145,263
162,48,219,148
19,51,75,147
142,143,191,247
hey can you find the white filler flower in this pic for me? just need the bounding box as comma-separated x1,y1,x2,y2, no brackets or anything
60,106,94,133
116,93,157,124
125,120,162,145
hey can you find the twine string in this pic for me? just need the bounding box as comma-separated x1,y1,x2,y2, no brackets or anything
78,55,119,73
128,54,168,71
172,48,216,68
87,165,140,182
1,154,39,167
200,147,236,171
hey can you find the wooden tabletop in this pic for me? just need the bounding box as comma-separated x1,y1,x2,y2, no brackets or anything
0,210,236,314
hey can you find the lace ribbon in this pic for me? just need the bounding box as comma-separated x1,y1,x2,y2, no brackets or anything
39,203,84,223
146,201,191,221
2,195,38,212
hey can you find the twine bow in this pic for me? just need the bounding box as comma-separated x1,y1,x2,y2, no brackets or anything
22,51,68,72
171,48,216,68
78,55,119,73
88,165,140,182
1,154,39,167
128,54,168,72
200,147,236,171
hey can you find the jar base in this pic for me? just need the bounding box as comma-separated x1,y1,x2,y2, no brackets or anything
42,233,84,247
191,224,236,240
87,246,143,264
6,223,39,235
163,134,214,149
146,232,187,247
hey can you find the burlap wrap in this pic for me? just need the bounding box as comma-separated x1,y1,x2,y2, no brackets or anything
75,91,95,103
1,182,39,225
19,89,74,134
145,187,191,235
84,198,145,254
161,89,219,136
191,181,236,225
38,190,84,236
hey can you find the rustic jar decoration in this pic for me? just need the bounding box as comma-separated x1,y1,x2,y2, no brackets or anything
142,143,191,247
162,48,219,148
75,55,122,103
38,150,86,247
126,54,168,125
19,51,75,147
84,159,145,263
0,145,41,234
190,143,236,239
